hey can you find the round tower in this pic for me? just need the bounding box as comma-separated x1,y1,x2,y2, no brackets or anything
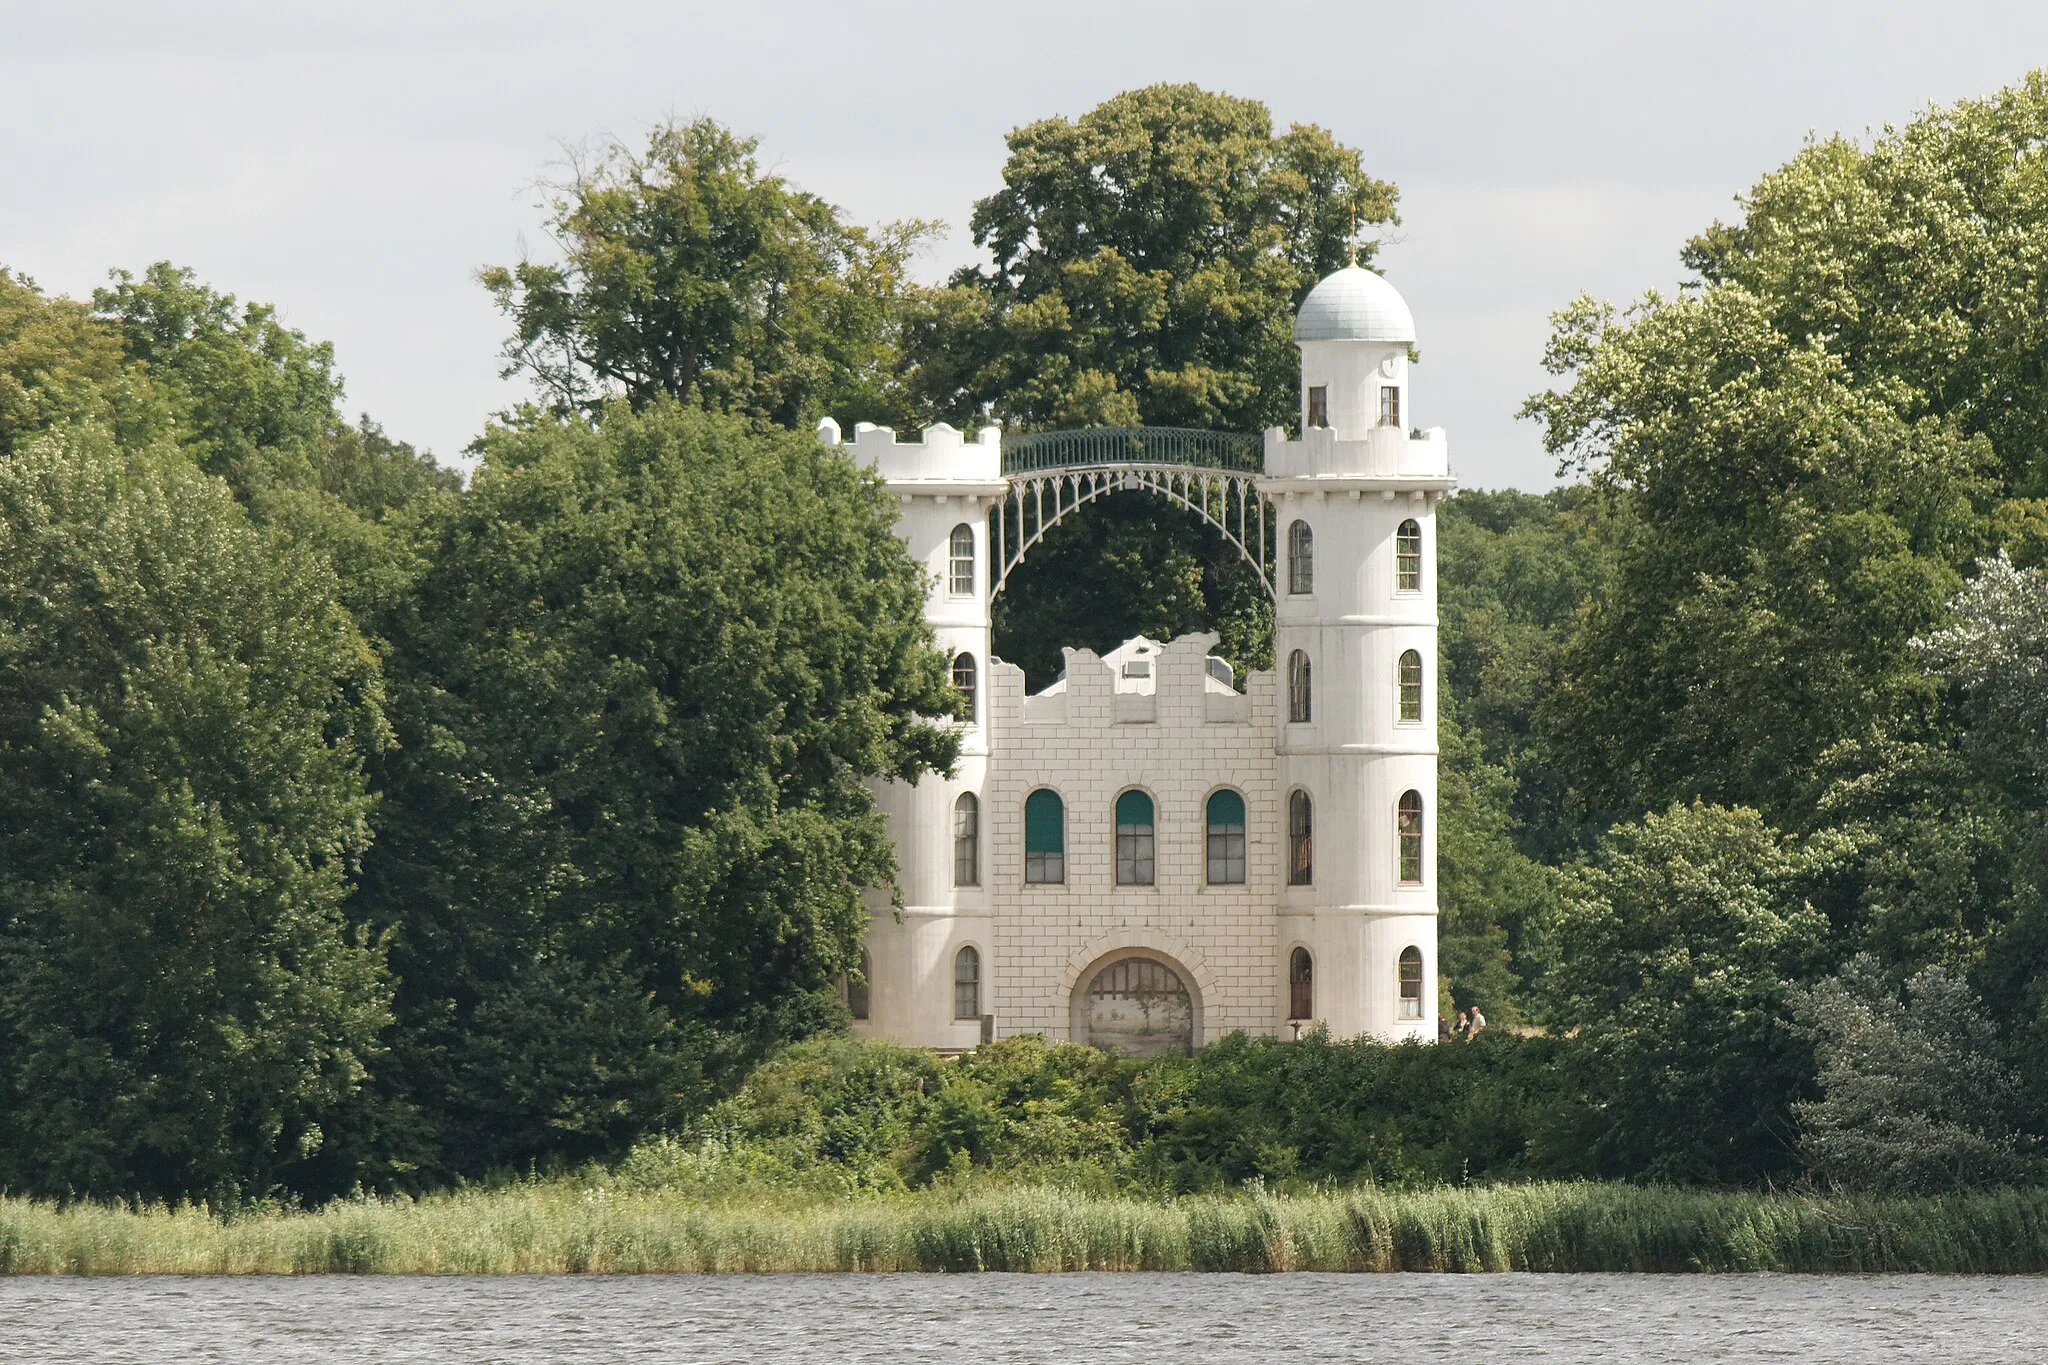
826,418,1004,1049
1262,266,1452,1042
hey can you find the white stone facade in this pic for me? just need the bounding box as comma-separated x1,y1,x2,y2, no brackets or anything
827,265,1453,1054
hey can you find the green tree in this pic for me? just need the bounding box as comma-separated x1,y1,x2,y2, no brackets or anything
0,427,393,1202
481,118,934,430
1524,287,1988,826
1794,954,2033,1193
907,84,1397,683
1682,71,2048,503
1538,802,1832,1182
92,262,343,494
0,267,164,456
1436,487,1616,861
362,401,959,1176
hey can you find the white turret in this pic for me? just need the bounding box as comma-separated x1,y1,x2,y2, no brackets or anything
827,419,1004,1048
1260,264,1452,1041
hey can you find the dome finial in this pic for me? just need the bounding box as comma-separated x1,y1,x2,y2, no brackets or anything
1347,200,1358,268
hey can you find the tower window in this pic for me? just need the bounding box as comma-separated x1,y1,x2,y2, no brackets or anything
1287,520,1314,595
1289,946,1314,1021
951,652,977,723
1379,386,1401,428
1206,789,1246,885
1395,519,1422,592
1115,789,1156,887
954,946,981,1019
1307,385,1329,429
1398,790,1425,885
1398,946,1424,1019
1398,649,1424,722
1288,649,1312,723
1025,789,1065,884
948,523,975,596
1288,790,1313,886
953,792,979,887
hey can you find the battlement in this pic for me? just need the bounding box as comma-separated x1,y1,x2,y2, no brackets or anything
1260,424,1451,483
819,417,1004,486
990,634,1262,731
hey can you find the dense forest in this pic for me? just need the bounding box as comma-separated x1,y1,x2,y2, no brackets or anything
7,77,2048,1204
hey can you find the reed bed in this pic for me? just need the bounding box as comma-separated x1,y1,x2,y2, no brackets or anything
4,1182,2048,1274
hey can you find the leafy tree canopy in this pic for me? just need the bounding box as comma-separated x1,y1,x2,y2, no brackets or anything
362,401,959,1176
908,83,1396,432
909,85,1395,685
481,118,935,430
1539,802,1832,1182
0,426,393,1203
1525,286,1989,826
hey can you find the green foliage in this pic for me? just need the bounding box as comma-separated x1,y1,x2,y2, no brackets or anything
481,118,934,430
91,263,343,493
1526,287,1989,826
361,401,959,1177
1682,71,2048,501
0,427,393,1203
909,83,1395,433
0,267,164,455
920,84,1395,687
1794,954,2034,1193
1539,802,1832,1182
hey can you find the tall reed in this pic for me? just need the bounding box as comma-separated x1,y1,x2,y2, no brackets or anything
4,1183,2048,1274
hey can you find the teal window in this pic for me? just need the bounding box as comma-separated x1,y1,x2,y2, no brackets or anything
1206,789,1246,885
1025,789,1065,884
1115,789,1155,886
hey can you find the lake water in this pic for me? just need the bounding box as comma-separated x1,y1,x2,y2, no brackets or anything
6,1271,2046,1363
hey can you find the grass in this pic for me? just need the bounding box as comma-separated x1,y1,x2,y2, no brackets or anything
6,1181,2048,1274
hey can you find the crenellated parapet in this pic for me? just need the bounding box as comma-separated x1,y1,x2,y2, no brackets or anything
1260,424,1453,487
820,418,1004,488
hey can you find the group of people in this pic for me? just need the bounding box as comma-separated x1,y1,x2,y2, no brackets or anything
1441,1003,1488,1041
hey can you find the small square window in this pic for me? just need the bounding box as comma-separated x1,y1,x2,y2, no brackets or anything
1306,385,1329,429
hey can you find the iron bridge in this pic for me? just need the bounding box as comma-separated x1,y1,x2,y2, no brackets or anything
994,427,1274,598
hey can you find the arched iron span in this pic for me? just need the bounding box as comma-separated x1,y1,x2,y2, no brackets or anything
991,463,1275,599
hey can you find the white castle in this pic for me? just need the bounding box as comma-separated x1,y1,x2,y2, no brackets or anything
822,264,1451,1056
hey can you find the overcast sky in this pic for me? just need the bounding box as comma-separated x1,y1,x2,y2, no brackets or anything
6,2,2048,489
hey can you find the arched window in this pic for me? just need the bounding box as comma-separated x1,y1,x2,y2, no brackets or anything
1398,648,1424,722
847,946,871,1021
1398,946,1424,1019
1115,789,1156,886
1288,650,1312,723
953,792,979,887
1287,520,1314,595
948,523,975,596
1289,946,1314,1020
1395,519,1422,592
951,652,977,723
1024,789,1065,884
1288,790,1313,886
1206,789,1246,885
1398,790,1425,884
954,946,981,1019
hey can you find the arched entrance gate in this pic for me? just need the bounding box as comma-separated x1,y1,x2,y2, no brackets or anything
993,428,1275,598
1070,951,1199,1058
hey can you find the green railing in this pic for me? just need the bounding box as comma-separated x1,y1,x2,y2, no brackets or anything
1000,426,1264,476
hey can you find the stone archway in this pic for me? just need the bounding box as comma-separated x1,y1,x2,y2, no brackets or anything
1070,950,1198,1058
